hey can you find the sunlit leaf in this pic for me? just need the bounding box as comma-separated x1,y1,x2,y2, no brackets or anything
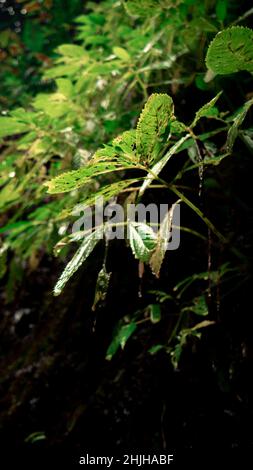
54,227,103,296
128,222,157,262
139,134,190,196
149,201,180,277
136,93,174,164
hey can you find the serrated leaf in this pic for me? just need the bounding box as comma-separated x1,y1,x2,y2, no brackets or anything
149,201,180,277
191,92,222,128
106,322,137,360
206,26,253,75
112,130,137,156
54,227,103,296
136,93,174,164
128,222,157,262
0,117,30,138
139,134,190,196
59,179,140,219
45,162,129,194
226,98,253,152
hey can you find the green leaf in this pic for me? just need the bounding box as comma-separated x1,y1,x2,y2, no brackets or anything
0,181,22,209
106,322,137,360
191,92,222,128
192,320,215,330
216,0,228,22
206,26,253,75
136,93,174,164
33,93,73,118
112,130,137,158
226,98,253,152
44,64,83,79
0,243,8,279
124,0,158,17
112,46,131,62
56,78,74,98
149,304,161,323
139,134,190,196
92,266,111,311
0,117,30,138
54,227,103,296
45,162,129,194
57,44,86,58
59,179,140,219
186,296,209,316
124,0,176,17
149,201,180,277
128,222,157,262
148,344,164,355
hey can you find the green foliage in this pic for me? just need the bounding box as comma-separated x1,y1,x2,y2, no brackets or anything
136,94,174,164
1,0,252,369
54,227,103,296
206,26,253,74
128,222,157,262
106,321,137,360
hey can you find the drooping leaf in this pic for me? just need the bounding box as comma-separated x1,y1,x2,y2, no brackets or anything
226,98,253,152
139,134,190,196
54,227,103,296
0,243,8,279
59,179,140,219
136,93,174,164
191,92,222,128
149,201,180,277
206,27,253,75
106,321,137,360
92,266,111,311
149,304,161,323
128,222,157,262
